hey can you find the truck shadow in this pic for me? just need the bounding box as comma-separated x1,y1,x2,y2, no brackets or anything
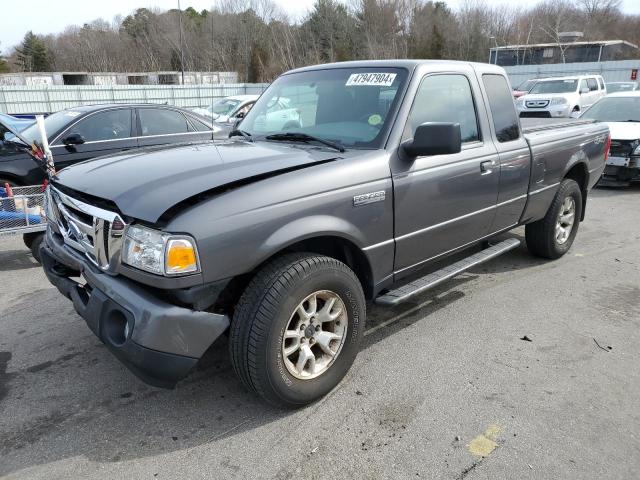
0,248,39,272
0,238,546,476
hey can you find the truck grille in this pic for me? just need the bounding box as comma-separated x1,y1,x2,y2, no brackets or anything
520,111,551,118
47,186,126,271
525,100,550,108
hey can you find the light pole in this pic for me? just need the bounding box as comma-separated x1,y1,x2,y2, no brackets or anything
177,0,185,84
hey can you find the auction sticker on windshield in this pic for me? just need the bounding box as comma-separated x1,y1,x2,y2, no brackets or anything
346,73,397,87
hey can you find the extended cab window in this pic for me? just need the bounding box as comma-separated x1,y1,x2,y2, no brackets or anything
66,109,132,142
139,109,190,136
405,74,479,143
482,74,520,143
598,78,605,90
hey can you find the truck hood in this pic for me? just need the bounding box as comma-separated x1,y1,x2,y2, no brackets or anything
604,122,640,141
54,140,341,223
521,93,576,101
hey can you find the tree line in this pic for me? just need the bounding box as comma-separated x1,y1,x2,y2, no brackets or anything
2,0,638,82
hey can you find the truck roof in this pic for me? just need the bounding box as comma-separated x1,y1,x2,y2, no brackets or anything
286,59,506,75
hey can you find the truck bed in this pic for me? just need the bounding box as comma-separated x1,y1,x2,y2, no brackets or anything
520,117,596,134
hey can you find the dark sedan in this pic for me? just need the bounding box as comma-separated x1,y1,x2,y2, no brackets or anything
0,104,229,185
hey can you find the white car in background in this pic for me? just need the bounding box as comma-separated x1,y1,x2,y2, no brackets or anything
580,92,640,186
250,97,303,132
193,95,259,125
516,75,606,118
606,82,639,94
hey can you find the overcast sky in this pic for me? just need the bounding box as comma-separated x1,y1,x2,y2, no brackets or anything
2,0,640,54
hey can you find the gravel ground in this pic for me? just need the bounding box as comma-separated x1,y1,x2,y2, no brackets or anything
1,185,639,480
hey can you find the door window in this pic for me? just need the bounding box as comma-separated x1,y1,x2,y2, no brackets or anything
139,108,190,136
404,74,479,143
482,74,520,143
66,109,132,142
587,78,598,91
580,79,588,92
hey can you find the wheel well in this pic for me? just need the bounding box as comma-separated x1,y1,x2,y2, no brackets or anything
214,236,375,314
564,163,588,220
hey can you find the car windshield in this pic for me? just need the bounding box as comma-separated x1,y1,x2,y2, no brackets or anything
606,83,636,93
208,99,241,116
239,67,408,148
530,80,578,94
20,109,82,144
581,96,640,122
517,80,535,91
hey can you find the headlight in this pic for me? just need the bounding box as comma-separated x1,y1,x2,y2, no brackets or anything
633,143,640,155
550,97,568,105
122,225,199,276
515,97,524,106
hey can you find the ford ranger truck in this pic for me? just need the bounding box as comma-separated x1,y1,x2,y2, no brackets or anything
40,61,610,407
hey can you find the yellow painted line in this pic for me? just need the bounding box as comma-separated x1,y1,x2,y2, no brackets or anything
468,424,501,458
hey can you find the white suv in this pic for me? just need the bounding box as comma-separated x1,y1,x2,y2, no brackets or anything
516,75,606,118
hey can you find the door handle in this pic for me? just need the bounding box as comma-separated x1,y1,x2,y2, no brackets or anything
480,160,494,175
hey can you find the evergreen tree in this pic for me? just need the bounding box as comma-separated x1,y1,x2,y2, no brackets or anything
15,31,51,72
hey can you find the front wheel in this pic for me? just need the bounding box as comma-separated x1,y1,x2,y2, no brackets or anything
229,253,365,408
525,178,582,259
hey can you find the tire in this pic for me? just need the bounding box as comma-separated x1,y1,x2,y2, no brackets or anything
525,179,582,259
229,253,365,408
27,232,44,263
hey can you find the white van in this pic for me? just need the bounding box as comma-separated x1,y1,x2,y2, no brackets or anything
516,75,606,118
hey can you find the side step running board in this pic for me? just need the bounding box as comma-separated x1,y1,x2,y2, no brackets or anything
375,238,521,306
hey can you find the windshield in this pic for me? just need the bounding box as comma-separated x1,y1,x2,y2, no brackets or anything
581,96,640,122
208,99,241,116
20,109,82,144
606,83,636,93
516,80,535,92
239,67,408,148
530,80,578,94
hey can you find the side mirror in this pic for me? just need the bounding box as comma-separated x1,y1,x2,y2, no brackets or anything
63,133,85,146
580,87,590,94
235,111,246,119
402,122,462,158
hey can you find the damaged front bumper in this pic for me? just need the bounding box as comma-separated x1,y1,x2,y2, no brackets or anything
40,228,230,388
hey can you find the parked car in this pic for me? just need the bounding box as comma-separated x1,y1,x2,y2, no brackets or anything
580,92,640,186
192,95,259,124
0,113,34,132
41,60,608,407
0,104,228,186
605,81,639,94
512,79,537,98
517,75,606,118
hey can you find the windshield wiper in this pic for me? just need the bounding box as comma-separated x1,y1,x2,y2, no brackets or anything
229,129,254,142
624,119,640,122
265,132,345,153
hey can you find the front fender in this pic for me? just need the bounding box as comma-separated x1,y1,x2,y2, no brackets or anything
261,215,367,254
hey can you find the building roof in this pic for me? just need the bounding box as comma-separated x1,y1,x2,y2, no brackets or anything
490,40,638,51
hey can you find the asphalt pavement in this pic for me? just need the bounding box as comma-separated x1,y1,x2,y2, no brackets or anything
1,185,639,479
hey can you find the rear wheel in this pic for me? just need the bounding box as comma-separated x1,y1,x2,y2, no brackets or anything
525,178,582,259
229,253,365,408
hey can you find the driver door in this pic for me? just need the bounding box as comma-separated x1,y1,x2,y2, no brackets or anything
392,72,500,275
50,108,136,170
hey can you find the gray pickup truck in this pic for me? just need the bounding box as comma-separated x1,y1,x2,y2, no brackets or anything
40,60,609,407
